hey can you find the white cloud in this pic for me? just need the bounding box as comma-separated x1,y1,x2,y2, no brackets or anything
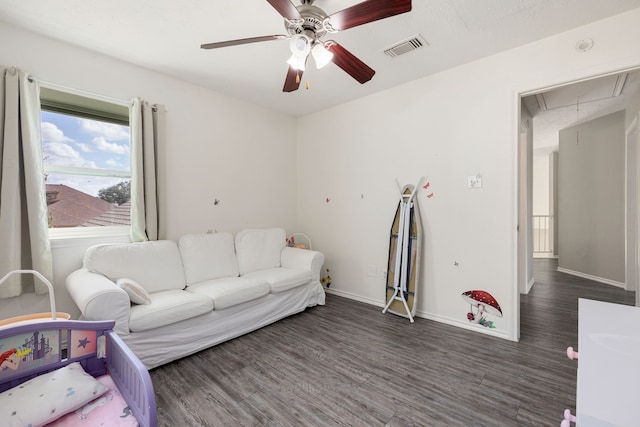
43,142,97,168
105,158,123,168
41,122,73,144
93,137,129,155
78,119,129,141
76,142,92,153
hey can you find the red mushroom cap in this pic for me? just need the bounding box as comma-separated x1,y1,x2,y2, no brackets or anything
461,290,503,317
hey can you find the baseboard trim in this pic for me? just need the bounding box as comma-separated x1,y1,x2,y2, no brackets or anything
324,288,384,308
415,310,512,340
557,267,625,289
325,287,513,341
526,277,535,293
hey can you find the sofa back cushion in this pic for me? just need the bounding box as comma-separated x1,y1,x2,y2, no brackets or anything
83,240,186,293
179,233,239,285
235,228,286,275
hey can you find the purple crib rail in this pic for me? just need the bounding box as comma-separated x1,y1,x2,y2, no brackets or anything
0,319,156,427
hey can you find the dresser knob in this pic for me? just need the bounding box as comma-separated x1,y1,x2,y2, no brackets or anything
560,408,576,426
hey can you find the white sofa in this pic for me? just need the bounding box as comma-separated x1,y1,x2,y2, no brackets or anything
66,228,325,369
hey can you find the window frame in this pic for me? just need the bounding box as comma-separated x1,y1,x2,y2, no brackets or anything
40,84,132,240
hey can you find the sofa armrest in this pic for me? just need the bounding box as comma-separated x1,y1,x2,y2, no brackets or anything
66,269,131,336
280,247,325,282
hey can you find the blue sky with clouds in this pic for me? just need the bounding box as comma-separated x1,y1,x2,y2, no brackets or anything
41,111,130,196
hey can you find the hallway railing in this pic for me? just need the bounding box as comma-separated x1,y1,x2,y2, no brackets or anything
533,215,554,255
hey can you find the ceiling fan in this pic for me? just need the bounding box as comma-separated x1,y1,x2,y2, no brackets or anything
200,0,412,92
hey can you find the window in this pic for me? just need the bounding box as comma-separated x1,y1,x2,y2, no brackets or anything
40,87,131,238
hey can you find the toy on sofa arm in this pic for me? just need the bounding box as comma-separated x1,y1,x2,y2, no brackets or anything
0,269,71,327
287,232,312,250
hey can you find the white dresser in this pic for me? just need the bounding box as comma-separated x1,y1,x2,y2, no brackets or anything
568,299,640,426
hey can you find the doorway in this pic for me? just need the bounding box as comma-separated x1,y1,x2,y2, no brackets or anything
517,68,640,337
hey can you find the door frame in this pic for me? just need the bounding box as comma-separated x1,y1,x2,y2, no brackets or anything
626,114,640,303
515,67,640,340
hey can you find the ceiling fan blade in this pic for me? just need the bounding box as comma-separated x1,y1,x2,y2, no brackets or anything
283,66,303,92
266,0,302,20
328,0,412,31
326,42,375,84
201,35,287,50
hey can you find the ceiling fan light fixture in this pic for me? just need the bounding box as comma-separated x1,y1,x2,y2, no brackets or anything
289,34,312,58
287,54,306,71
312,43,333,69
201,0,415,93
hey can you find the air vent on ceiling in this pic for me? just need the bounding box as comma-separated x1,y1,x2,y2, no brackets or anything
383,35,428,58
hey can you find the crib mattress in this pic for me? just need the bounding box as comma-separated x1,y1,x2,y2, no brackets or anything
47,374,138,427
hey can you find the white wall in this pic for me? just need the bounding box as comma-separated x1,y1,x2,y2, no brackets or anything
558,111,626,285
628,84,640,127
0,22,298,318
532,151,552,216
296,9,640,340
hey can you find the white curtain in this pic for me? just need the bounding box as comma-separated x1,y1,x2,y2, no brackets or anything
0,67,53,298
130,98,166,242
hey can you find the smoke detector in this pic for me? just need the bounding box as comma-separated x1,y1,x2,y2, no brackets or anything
575,39,594,53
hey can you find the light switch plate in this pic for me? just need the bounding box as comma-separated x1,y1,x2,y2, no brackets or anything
468,175,482,188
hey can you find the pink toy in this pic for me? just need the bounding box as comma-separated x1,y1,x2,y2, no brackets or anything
560,408,576,426
566,346,579,360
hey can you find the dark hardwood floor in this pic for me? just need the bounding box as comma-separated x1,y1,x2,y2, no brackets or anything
149,259,635,426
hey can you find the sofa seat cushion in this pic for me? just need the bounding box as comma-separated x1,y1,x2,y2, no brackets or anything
242,268,311,293
186,277,270,310
129,290,213,332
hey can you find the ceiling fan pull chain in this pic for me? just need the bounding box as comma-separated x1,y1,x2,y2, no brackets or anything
306,81,310,90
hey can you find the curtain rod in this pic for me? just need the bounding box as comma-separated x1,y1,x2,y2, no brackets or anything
26,76,163,112
28,76,131,107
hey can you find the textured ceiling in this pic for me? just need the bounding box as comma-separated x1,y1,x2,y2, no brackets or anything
523,70,640,152
1,0,640,116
